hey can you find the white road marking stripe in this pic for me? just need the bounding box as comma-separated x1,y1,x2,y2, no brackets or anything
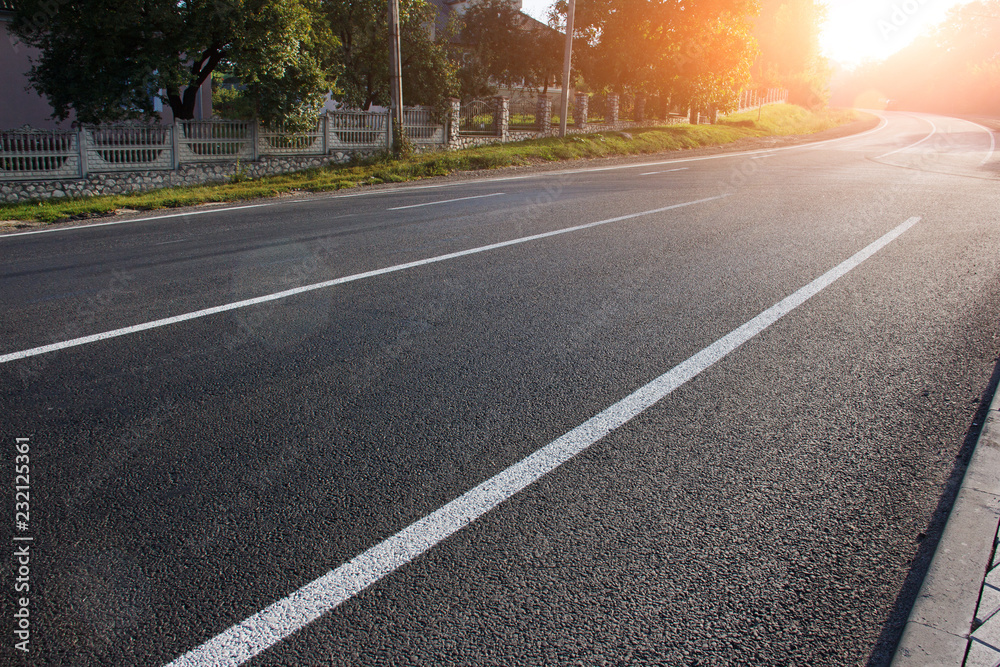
1,204,275,238
750,154,776,160
962,118,997,166
0,195,726,365
165,215,921,667
639,168,689,176
387,192,505,210
877,117,938,159
0,116,891,240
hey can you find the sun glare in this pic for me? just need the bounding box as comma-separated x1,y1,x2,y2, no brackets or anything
820,0,973,67
521,0,977,69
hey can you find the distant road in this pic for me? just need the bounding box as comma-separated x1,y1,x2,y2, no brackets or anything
2,111,999,665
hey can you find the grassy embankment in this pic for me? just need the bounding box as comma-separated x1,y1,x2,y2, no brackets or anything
0,104,856,225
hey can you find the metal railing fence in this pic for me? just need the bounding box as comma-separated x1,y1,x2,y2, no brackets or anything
460,100,498,135
550,98,576,127
508,98,538,129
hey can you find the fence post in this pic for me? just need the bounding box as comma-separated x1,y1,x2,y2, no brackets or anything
447,98,460,148
608,94,619,124
250,120,259,161
536,96,552,133
495,96,509,141
709,104,718,124
171,121,180,169
321,112,329,155
574,93,589,130
77,127,88,178
635,95,645,123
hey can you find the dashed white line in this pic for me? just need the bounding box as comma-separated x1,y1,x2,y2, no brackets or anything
0,195,727,365
639,168,689,176
165,215,921,667
387,192,506,210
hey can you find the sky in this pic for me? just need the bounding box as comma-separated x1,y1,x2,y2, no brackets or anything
518,0,976,68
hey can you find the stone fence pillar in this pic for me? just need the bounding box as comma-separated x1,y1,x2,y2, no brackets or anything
635,95,645,123
708,105,718,124
495,96,509,140
689,107,700,125
574,93,589,129
448,98,461,147
607,94,619,124
536,96,552,132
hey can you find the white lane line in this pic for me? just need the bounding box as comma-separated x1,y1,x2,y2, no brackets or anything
638,168,689,176
165,215,921,667
1,204,275,238
877,116,938,159
0,196,726,365
387,192,505,211
750,154,776,160
0,116,891,240
961,118,997,166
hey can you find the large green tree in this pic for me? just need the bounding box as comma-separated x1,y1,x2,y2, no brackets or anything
456,0,561,99
10,0,338,127
322,0,458,110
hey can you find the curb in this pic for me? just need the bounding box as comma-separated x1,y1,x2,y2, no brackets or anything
892,379,1000,665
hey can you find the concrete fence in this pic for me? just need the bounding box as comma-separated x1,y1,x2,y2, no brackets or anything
0,89,789,203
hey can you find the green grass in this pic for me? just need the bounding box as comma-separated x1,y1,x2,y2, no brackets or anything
0,105,858,225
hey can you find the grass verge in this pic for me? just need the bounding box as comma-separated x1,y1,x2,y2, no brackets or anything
0,105,857,225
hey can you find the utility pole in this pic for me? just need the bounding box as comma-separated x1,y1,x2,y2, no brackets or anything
388,0,404,153
558,0,576,138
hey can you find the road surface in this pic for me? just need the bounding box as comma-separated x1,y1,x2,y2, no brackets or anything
2,111,999,665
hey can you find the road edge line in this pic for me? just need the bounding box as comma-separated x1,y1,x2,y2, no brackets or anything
892,372,1000,665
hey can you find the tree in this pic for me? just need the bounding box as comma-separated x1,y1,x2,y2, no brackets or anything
11,0,339,128
753,0,829,106
551,0,759,111
455,0,561,99
322,0,458,110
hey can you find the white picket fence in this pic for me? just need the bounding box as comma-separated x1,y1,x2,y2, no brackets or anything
735,88,789,112
0,107,444,182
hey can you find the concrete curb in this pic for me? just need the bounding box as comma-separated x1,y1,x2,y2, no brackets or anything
892,382,1000,665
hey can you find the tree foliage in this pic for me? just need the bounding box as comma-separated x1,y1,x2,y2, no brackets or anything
753,0,830,107
11,0,339,127
455,0,562,99
549,0,760,112
322,0,458,110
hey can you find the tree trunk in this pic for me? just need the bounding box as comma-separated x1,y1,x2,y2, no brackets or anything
167,88,199,120
168,47,224,120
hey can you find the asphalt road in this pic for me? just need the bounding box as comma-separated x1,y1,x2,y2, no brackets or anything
2,111,1000,666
